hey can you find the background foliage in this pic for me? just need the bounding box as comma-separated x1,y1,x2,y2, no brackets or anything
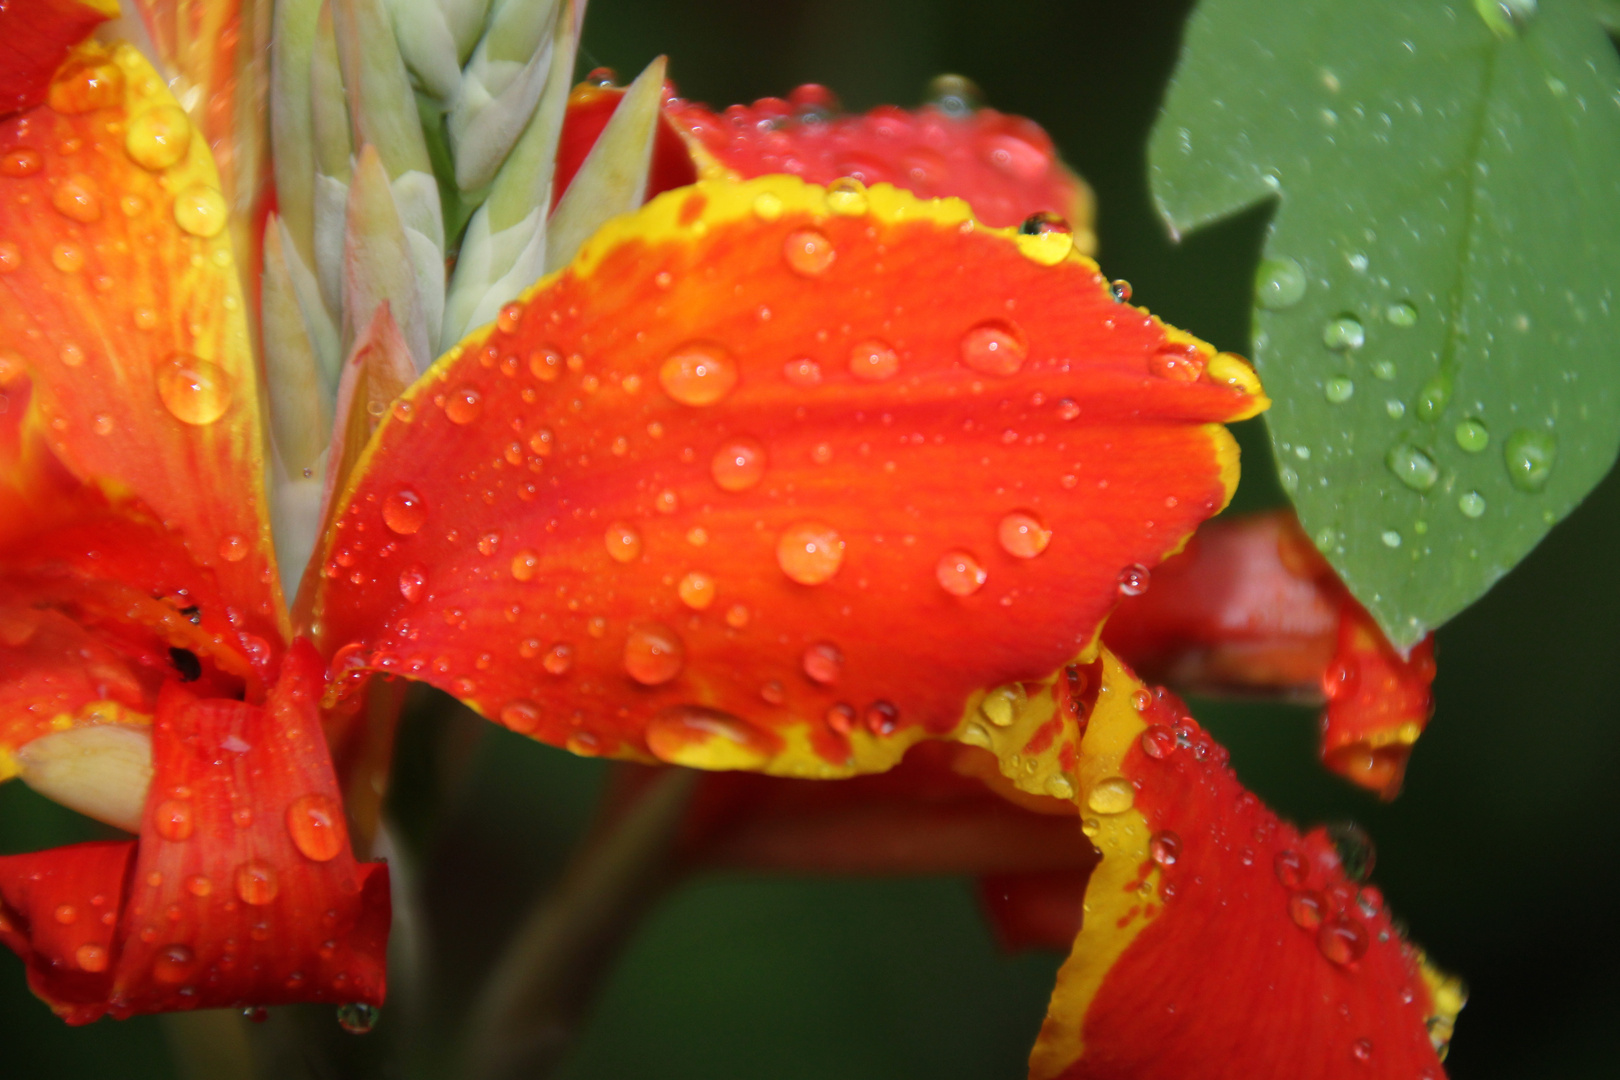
3,1,1618,1076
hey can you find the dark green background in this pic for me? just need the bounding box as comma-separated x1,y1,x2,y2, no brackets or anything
4,1,1617,1075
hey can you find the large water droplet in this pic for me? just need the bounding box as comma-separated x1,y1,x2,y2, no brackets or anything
1149,830,1181,867
660,342,738,405
1255,258,1306,309
711,436,766,491
152,943,195,984
998,511,1050,558
1503,429,1556,491
1289,890,1325,929
926,73,983,115
1454,418,1489,453
500,699,541,733
1274,849,1308,889
980,683,1025,727
1086,776,1135,815
286,793,345,861
444,386,482,424
1318,915,1370,965
1116,564,1151,597
802,642,843,684
604,522,642,563
777,521,844,585
646,706,772,768
959,320,1027,376
1322,316,1365,351
75,943,108,972
1387,301,1418,327
783,228,835,277
678,571,716,610
337,1003,379,1035
1015,212,1074,265
382,489,426,534
158,355,232,425
52,174,102,223
542,643,573,675
848,338,899,381
125,105,191,170
173,184,228,237
936,550,987,596
1458,490,1486,518
825,177,869,216
1385,443,1439,491
153,798,194,841
234,860,279,905
1324,377,1354,404
1,148,42,177
398,565,426,602
624,621,684,685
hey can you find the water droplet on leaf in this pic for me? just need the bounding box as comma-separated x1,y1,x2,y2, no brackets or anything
1255,258,1307,309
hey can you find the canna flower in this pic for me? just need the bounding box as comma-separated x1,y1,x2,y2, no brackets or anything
0,0,1464,1074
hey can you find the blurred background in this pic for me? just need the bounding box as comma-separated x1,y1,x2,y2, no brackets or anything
4,0,1618,1075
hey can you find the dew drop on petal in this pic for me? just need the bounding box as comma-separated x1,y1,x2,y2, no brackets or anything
825,177,869,215
1139,724,1177,759
1290,890,1325,929
1086,777,1135,815
801,642,843,684
848,338,899,381
624,621,684,685
125,105,191,170
1116,564,1151,597
153,944,195,984
1318,915,1370,965
711,436,766,491
604,522,642,563
678,571,716,610
153,799,194,841
783,356,823,386
1149,830,1181,867
783,229,836,277
398,565,426,602
936,550,987,596
777,521,844,585
75,943,108,972
444,386,482,424
660,342,737,406
173,184,228,237
158,355,232,425
286,793,346,862
218,533,249,562
0,148,42,177
1275,849,1309,889
234,860,279,906
51,174,101,223
543,643,573,675
511,550,539,581
997,511,1050,558
500,699,541,734
959,320,1027,376
382,489,426,534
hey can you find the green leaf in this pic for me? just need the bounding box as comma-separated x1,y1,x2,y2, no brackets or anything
1150,0,1620,647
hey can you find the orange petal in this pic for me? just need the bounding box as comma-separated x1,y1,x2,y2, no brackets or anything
0,641,391,1022
0,0,117,116
312,175,1261,776
1024,648,1461,1078
1103,511,1436,797
0,42,283,654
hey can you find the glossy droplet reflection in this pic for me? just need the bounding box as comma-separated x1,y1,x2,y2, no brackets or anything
660,343,737,406
1458,490,1486,518
1385,443,1439,492
286,793,345,862
959,320,1027,377
173,184,228,237
998,511,1050,558
234,859,278,905
153,798,194,841
500,699,542,734
1504,429,1556,491
1086,777,1135,815
1322,316,1365,351
445,386,482,424
802,642,843,684
712,437,766,491
158,356,232,425
849,339,899,381
1116,564,1150,597
604,522,642,563
777,521,844,585
624,622,684,685
936,550,987,596
678,571,716,610
382,490,426,534
825,177,869,215
783,228,835,276
125,105,191,170
153,944,195,984
1255,258,1306,309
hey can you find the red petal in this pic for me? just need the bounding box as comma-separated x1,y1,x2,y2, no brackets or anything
311,176,1262,775
978,870,1090,952
1026,648,1461,1079
0,0,116,116
1103,511,1436,797
0,840,132,1017
0,641,391,1022
0,41,283,654
663,87,1093,233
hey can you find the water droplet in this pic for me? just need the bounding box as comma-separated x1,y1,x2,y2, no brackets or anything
849,338,899,381
647,706,772,767
1458,490,1486,518
660,342,738,406
234,860,278,905
511,550,540,581
1289,890,1325,929
783,356,823,386
977,683,1025,728
1326,822,1376,881
1139,724,1176,759
54,903,79,924
1109,279,1132,303
52,174,102,223
0,148,42,177
398,565,426,602
1387,301,1417,327
1381,529,1402,549
997,511,1050,558
153,798,194,841
777,521,844,585
1451,418,1489,454
1255,258,1307,309
1351,1037,1374,1064
1086,777,1135,815
1015,212,1074,266
337,1002,378,1034
1503,429,1556,491
500,699,541,733
865,700,900,736
1322,316,1365,351
1318,915,1370,965
543,643,573,675
495,302,523,334
825,702,856,734
153,944,195,984
782,229,835,277
1149,830,1181,867
959,319,1027,376
677,571,716,610
826,177,869,215
286,793,345,862
624,621,684,685
444,386,482,424
760,680,786,705
59,342,85,367
1147,342,1205,382
1385,398,1406,420
1116,564,1151,597
1275,849,1308,889
802,642,843,684
1324,377,1355,403
52,243,85,272
936,550,987,596
926,73,982,115
712,436,766,491
125,105,191,170
604,522,642,563
1414,375,1451,421
158,355,232,424
1385,443,1439,492
75,943,108,972
173,184,227,237
382,490,426,534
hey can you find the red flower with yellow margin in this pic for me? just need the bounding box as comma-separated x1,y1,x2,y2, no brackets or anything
0,0,1460,1074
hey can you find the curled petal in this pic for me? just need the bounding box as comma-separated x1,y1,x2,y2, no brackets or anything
312,175,1261,776
0,641,391,1023
0,0,117,116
